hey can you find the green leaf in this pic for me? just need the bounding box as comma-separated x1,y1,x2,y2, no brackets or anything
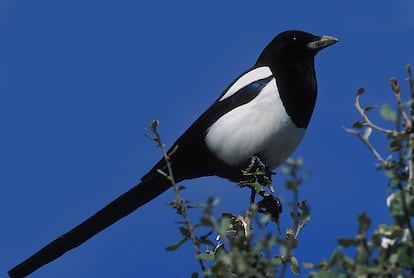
286,180,299,190
380,103,397,122
287,236,298,249
195,252,215,261
198,238,215,247
356,87,365,96
200,215,213,226
279,245,288,257
352,121,365,128
358,213,371,233
259,213,272,225
280,166,290,174
298,200,310,214
179,226,191,238
211,198,220,206
295,156,304,167
338,238,358,247
272,256,283,266
199,230,215,246
302,262,315,269
150,119,159,129
363,105,376,112
355,245,368,264
290,256,301,275
389,139,403,151
165,237,188,251
200,230,213,240
219,217,232,235
397,246,414,268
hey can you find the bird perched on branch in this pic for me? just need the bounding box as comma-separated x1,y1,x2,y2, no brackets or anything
8,30,338,278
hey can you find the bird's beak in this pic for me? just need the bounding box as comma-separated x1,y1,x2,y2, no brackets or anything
307,35,339,50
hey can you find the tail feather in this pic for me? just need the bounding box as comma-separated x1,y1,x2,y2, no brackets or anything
8,174,172,278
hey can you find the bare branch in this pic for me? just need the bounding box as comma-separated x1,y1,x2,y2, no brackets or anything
148,120,206,272
342,126,388,167
354,93,396,136
390,77,411,129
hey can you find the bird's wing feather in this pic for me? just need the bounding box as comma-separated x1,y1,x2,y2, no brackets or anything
141,66,276,182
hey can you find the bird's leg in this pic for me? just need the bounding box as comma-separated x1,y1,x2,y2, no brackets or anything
241,156,282,231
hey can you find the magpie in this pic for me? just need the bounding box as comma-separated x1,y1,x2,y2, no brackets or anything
8,30,338,278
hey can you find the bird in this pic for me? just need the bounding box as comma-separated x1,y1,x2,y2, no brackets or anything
8,30,338,278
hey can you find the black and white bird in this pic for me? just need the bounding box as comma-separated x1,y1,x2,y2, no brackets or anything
8,30,337,278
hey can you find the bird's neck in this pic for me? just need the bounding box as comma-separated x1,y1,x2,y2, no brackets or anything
271,59,317,129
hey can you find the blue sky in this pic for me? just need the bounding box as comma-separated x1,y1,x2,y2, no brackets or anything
1,1,414,277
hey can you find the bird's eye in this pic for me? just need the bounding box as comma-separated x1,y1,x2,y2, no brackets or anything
293,36,297,41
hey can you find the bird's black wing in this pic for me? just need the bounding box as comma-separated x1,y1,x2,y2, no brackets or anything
142,69,274,182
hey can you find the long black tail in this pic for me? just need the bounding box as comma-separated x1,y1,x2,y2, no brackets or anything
8,173,172,278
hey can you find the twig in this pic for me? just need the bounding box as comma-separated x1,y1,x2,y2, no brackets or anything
400,66,414,241
352,69,414,245
406,65,414,188
295,221,306,240
342,126,388,168
406,64,414,116
147,120,206,272
354,93,396,135
391,77,411,130
279,211,305,277
358,132,388,168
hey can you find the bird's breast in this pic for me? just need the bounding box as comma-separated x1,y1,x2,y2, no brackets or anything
204,79,306,170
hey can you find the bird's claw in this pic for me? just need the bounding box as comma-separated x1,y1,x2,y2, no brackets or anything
241,156,275,196
246,156,266,172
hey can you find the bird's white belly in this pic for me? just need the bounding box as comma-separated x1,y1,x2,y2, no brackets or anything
205,79,306,170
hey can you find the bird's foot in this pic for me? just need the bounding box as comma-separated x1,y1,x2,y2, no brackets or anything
238,156,282,231
246,156,266,172
240,156,275,197
246,156,274,178
248,156,275,186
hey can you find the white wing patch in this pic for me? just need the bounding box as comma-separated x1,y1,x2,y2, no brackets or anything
219,66,273,101
205,79,306,170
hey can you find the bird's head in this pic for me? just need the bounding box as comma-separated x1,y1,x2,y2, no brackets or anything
256,30,338,67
